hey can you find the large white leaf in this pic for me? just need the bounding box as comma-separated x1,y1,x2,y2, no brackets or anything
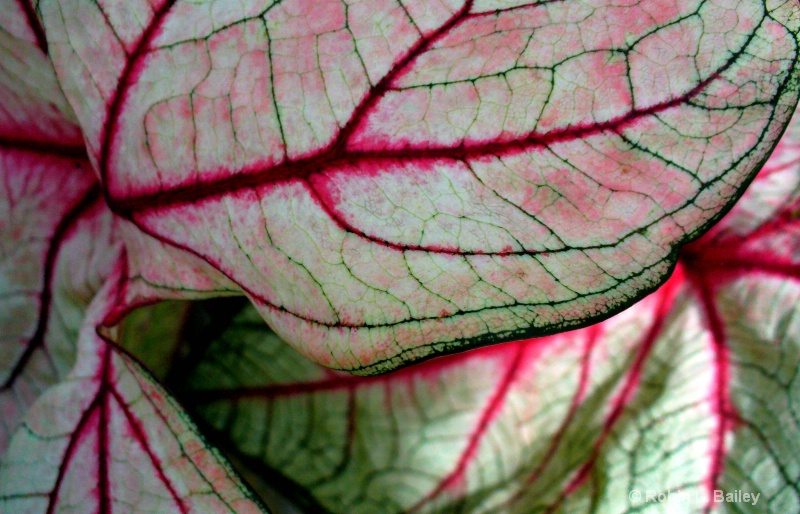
39,0,800,372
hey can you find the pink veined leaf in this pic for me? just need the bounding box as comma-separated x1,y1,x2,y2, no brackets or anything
39,0,800,373
0,7,267,510
0,155,116,454
162,107,800,513
0,265,269,513
0,168,267,511
0,4,119,454
0,0,82,148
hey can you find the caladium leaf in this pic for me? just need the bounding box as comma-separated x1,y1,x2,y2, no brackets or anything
0,5,119,453
0,8,268,507
0,157,116,454
165,108,800,512
0,266,269,513
0,156,267,512
39,0,800,373
0,0,82,148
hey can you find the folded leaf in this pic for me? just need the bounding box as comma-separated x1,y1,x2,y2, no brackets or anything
0,8,268,507
168,107,800,513
0,5,119,453
40,0,800,372
0,1,82,148
0,266,269,513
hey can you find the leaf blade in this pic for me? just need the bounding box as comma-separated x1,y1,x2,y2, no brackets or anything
42,0,800,370
166,106,800,512
0,268,269,513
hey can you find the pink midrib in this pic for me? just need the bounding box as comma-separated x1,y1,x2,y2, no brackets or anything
1,184,100,391
101,1,745,217
17,0,47,53
543,273,682,511
45,348,190,514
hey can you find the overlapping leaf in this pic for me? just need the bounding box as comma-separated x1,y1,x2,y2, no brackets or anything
0,6,268,510
0,0,82,147
0,162,268,512
165,108,800,513
0,267,268,513
0,155,116,453
40,0,800,372
0,4,117,453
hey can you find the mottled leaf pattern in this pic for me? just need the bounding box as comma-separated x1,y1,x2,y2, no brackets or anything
168,108,800,513
3,0,800,513
40,0,800,372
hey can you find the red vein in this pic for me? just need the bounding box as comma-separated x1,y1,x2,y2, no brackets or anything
99,0,176,187
106,0,469,215
103,0,472,209
125,350,252,513
17,0,47,54
684,218,799,279
112,79,728,215
0,137,88,160
98,349,111,514
108,387,189,513
331,0,474,151
710,210,799,251
45,346,189,513
45,394,102,514
288,173,552,256
689,255,800,282
108,0,741,216
682,210,800,279
545,275,682,511
691,275,735,513
511,325,601,501
409,344,526,512
2,186,101,391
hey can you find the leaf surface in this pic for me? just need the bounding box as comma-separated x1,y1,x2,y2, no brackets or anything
0,5,119,453
0,9,268,508
0,0,81,148
0,266,269,513
167,107,800,513
40,0,800,372
0,155,116,453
